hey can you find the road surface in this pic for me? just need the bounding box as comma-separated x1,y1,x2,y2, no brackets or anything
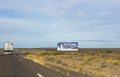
0,54,90,77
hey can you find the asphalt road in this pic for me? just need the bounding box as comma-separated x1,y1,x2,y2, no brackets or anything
0,54,68,77
0,54,91,77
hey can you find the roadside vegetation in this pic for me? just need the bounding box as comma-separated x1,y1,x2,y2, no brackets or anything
22,48,120,77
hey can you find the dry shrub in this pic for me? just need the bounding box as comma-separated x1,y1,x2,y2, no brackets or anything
24,48,120,77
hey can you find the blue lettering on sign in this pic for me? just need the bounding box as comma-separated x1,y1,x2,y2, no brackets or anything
57,42,78,49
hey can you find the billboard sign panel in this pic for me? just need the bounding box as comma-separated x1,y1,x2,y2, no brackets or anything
57,42,78,51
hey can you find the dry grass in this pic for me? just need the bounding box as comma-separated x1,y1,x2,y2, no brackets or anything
24,48,120,77
0,48,3,51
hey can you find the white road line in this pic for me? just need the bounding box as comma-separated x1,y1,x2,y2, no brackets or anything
37,73,44,77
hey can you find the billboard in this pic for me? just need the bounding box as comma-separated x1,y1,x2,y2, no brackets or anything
57,42,78,51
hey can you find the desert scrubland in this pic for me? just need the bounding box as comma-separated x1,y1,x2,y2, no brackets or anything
21,48,120,77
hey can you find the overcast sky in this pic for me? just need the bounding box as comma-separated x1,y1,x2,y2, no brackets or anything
0,0,120,48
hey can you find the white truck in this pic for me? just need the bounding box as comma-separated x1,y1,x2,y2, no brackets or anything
4,42,13,54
